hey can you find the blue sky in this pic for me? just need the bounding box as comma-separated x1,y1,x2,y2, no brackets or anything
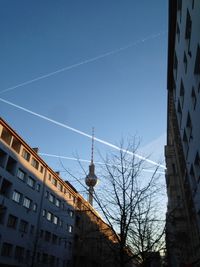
0,0,168,194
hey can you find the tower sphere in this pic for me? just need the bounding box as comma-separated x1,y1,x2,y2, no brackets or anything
85,164,98,187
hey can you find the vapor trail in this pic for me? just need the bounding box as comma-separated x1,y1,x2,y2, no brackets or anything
0,32,164,95
39,152,165,175
0,97,166,169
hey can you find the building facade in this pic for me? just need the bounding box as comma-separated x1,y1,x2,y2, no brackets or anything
0,117,135,267
166,0,200,266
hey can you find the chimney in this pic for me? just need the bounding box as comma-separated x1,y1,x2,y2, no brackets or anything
32,147,39,153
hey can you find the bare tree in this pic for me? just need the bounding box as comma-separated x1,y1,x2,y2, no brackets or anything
64,138,166,267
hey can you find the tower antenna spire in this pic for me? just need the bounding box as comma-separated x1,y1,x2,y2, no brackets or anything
91,127,94,164
85,127,98,206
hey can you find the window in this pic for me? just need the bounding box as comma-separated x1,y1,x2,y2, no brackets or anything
53,215,58,225
52,177,57,186
69,210,74,218
11,138,21,153
33,203,37,212
185,9,192,40
23,197,31,209
36,184,40,192
15,246,24,262
27,176,35,188
1,128,12,145
55,199,60,207
183,52,187,73
31,158,39,169
0,205,7,224
180,80,185,108
58,183,63,192
17,169,26,181
42,253,48,264
52,234,58,244
49,193,55,203
177,100,182,125
22,149,30,161
47,211,52,221
19,220,29,233
48,173,51,181
0,179,12,197
42,209,46,217
186,112,192,139
40,165,44,173
45,231,51,242
6,156,17,175
191,87,197,110
7,214,18,228
176,23,180,42
30,225,34,235
194,45,200,75
0,148,7,168
12,190,22,203
68,225,73,233
1,242,13,257
174,52,178,78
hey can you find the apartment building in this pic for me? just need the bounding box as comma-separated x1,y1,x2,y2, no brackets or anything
0,117,78,266
166,0,200,266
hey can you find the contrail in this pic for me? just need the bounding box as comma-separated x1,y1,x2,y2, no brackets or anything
0,97,166,169
39,152,165,175
0,32,165,95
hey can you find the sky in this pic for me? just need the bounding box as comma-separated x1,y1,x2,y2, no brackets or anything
0,0,168,198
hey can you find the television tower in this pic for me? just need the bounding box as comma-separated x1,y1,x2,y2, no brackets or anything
85,128,98,206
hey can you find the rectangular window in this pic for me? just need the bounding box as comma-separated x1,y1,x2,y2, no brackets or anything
15,246,24,262
19,220,29,233
36,184,40,192
45,231,51,242
49,193,54,203
0,148,7,168
17,168,26,181
1,242,13,257
180,80,185,108
52,177,57,186
52,234,58,244
23,197,31,209
191,87,197,110
1,128,12,145
31,158,39,170
57,183,63,192
11,138,21,153
48,174,51,181
6,156,17,175
185,9,192,40
47,211,52,221
69,210,74,218
53,216,58,225
194,45,200,75
12,190,22,203
22,149,30,161
27,176,35,189
55,199,60,207
42,209,46,217
0,179,12,197
7,214,18,229
68,225,73,233
30,225,34,235
184,52,187,73
176,23,180,42
0,205,7,224
40,165,44,173
33,203,37,212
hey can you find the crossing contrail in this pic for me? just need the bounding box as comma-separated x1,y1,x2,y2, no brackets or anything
39,152,165,175
0,32,165,95
0,97,166,169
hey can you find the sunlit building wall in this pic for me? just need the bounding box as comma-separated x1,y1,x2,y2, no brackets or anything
166,0,200,266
